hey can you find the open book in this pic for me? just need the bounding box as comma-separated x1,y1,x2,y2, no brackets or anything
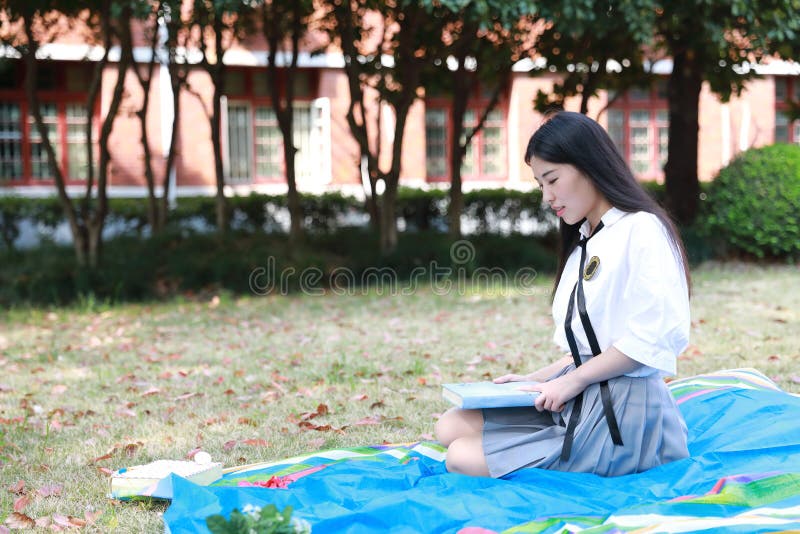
442,381,541,409
110,459,223,500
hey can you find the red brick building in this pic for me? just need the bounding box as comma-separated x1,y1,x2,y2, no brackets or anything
1,22,798,199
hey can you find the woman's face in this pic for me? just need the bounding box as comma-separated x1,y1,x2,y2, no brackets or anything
529,156,610,228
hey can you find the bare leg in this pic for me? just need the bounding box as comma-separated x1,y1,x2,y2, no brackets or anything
434,408,491,477
434,408,484,446
446,435,490,477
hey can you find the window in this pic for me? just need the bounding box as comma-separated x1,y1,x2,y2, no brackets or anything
606,80,669,179
222,67,324,184
0,102,22,179
254,106,281,178
65,104,91,180
775,77,800,144
225,102,252,183
425,109,447,177
425,105,507,182
29,103,59,179
0,61,93,184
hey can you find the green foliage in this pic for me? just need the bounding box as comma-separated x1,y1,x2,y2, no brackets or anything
532,0,656,113
206,505,310,534
462,188,549,235
0,225,560,306
654,0,800,101
704,144,800,258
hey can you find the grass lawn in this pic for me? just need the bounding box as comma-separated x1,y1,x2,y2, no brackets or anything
1,262,798,532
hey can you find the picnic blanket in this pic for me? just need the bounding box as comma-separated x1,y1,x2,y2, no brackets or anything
164,368,800,533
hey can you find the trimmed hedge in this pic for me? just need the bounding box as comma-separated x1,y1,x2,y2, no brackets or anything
0,187,555,250
703,144,800,259
0,228,558,306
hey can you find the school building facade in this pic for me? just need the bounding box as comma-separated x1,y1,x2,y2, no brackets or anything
1,29,799,200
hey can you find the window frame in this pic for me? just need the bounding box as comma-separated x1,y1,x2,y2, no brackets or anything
424,96,509,183
223,67,319,184
775,76,800,144
0,62,97,186
606,80,669,181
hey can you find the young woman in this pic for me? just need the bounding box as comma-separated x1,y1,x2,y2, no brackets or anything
435,111,691,478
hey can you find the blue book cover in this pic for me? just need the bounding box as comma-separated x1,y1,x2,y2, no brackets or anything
442,381,541,409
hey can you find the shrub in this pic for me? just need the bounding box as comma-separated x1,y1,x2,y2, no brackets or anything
704,144,800,258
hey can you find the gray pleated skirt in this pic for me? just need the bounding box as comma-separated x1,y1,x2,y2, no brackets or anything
482,362,689,478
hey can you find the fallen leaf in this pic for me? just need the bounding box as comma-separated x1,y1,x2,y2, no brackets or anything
7,480,25,495
351,415,404,426
241,439,269,447
185,447,202,459
123,443,141,457
96,467,113,476
36,484,63,498
237,417,258,427
4,513,34,529
13,494,30,513
140,387,161,397
296,403,329,422
84,510,102,524
350,394,368,401
223,440,238,451
351,415,383,426
52,514,72,527
369,401,385,410
68,516,87,527
34,516,51,528
174,392,203,401
115,408,137,418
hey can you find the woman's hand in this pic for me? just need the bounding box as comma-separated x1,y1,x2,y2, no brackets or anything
493,373,527,384
518,372,587,412
493,372,543,384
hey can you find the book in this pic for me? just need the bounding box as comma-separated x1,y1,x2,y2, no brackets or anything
442,381,541,409
109,459,223,500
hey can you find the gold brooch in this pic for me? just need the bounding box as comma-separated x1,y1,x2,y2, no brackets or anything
583,256,600,280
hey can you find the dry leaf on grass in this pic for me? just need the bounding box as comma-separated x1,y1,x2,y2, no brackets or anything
4,512,34,529
7,480,25,495
37,484,63,497
13,494,30,513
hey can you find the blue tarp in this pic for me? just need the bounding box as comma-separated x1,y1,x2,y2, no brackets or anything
163,369,800,533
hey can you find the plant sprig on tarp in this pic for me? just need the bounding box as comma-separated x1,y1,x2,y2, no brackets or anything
206,504,311,534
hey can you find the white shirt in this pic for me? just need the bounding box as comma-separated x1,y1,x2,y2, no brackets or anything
552,207,690,377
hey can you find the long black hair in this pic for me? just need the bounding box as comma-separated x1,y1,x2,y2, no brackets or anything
525,111,691,297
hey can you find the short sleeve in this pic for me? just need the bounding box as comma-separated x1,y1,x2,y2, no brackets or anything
612,214,690,376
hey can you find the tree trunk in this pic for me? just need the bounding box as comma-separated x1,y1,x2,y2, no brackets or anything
365,168,379,232
22,12,87,264
663,48,702,226
90,8,132,267
211,71,227,233
449,74,469,239
132,13,161,233
379,179,398,254
263,3,303,245
160,62,182,232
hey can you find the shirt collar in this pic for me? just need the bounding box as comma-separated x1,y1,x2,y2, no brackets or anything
579,207,627,238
